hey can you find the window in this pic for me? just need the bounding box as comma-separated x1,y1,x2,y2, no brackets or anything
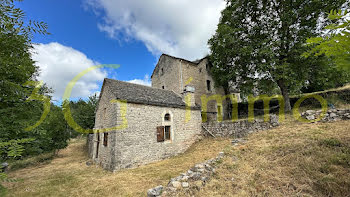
103,108,106,120
206,63,210,71
199,68,202,73
96,133,100,158
156,126,171,142
164,113,171,121
164,126,171,141
103,132,108,146
161,68,164,75
162,86,165,89
217,105,222,118
207,80,211,91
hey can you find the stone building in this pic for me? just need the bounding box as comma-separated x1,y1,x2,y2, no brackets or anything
90,79,202,171
89,54,239,171
152,54,239,121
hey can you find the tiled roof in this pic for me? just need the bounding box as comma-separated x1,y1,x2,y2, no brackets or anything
103,78,200,109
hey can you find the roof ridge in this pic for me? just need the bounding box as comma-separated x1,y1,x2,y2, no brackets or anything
162,53,208,64
105,78,181,96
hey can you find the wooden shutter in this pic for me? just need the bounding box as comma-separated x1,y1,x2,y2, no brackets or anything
157,126,165,142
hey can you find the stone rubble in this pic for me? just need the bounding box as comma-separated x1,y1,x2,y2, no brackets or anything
301,108,350,122
231,138,246,146
147,152,225,197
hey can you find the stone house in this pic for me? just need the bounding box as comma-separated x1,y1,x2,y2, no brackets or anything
152,54,240,121
90,79,202,171
89,54,239,171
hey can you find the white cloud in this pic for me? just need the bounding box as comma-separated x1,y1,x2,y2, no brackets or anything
127,74,151,86
86,0,226,60
32,42,108,100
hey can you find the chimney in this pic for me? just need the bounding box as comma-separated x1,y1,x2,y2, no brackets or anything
183,85,196,107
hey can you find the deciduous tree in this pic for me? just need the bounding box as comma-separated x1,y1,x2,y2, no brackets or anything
209,0,347,111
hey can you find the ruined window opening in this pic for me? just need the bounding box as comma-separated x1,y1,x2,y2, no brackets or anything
206,63,210,71
199,68,202,73
103,132,108,146
164,113,171,121
161,68,164,75
96,133,100,158
207,80,211,91
103,108,107,121
164,126,171,141
162,86,165,89
217,105,222,117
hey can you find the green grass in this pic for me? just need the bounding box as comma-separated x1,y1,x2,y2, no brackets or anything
198,119,350,197
8,152,55,171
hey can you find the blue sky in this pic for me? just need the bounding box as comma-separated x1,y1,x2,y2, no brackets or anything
16,0,225,100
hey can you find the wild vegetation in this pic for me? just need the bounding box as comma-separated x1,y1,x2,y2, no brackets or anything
209,0,350,111
0,0,97,194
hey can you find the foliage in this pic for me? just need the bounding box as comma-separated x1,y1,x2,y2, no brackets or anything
0,0,70,166
305,10,350,69
301,55,350,93
0,0,98,193
208,0,347,111
63,94,98,137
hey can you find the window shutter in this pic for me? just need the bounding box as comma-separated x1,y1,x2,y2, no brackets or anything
157,126,165,142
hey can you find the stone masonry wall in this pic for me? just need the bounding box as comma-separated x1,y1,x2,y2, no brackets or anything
301,108,350,122
152,55,182,94
202,114,279,138
152,56,230,121
113,103,202,171
181,59,229,120
90,84,117,170
91,81,203,172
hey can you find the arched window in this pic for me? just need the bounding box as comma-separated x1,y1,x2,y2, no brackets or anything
164,113,171,121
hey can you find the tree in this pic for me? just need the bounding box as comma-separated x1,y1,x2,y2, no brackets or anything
301,55,350,93
305,10,350,69
0,0,49,159
66,94,98,137
209,0,347,111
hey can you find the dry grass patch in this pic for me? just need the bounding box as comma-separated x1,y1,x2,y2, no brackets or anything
198,120,350,197
4,138,230,197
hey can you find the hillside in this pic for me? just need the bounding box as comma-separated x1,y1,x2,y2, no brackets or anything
197,120,350,196
4,118,350,197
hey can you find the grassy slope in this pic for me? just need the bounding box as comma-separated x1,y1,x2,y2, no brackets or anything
4,138,230,197
5,119,350,197
198,119,350,197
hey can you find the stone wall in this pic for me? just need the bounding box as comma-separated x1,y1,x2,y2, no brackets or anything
90,82,203,171
202,114,279,138
114,103,202,171
151,55,182,94
151,55,231,121
90,84,117,170
301,108,350,122
147,152,225,197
